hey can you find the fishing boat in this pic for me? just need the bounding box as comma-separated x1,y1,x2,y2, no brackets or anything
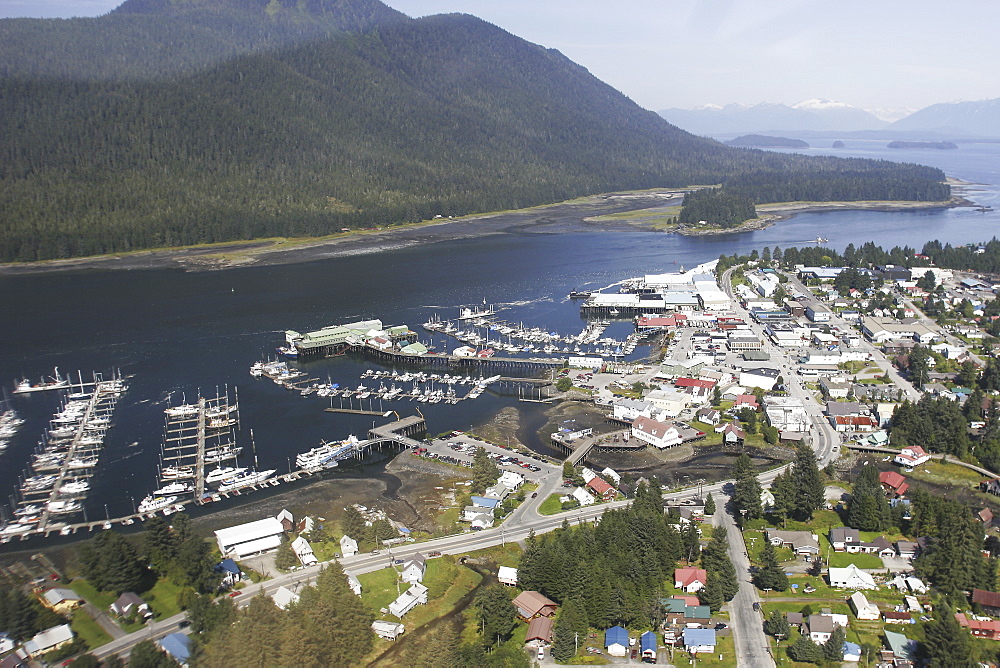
277,346,299,358
13,367,69,394
137,495,179,514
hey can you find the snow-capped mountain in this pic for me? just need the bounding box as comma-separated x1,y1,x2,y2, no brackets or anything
658,99,887,135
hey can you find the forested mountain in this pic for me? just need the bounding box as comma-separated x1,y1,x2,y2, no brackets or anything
0,0,949,262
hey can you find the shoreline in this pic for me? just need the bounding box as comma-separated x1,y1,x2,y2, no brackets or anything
0,182,983,276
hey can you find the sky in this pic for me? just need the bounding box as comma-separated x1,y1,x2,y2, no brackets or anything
3,0,999,117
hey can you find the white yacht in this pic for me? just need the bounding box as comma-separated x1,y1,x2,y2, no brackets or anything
138,495,179,514
217,469,276,492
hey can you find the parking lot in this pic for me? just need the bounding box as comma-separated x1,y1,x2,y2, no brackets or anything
417,432,560,484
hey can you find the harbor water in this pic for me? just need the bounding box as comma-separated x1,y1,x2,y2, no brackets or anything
0,140,998,524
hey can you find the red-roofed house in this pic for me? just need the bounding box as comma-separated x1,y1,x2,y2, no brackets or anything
894,446,930,467
973,589,1000,615
979,508,994,526
512,591,558,621
879,471,909,497
672,595,700,607
733,394,759,410
674,568,708,593
632,416,683,450
956,613,1000,640
586,476,617,501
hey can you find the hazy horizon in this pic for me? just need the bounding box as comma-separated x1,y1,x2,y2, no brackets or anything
2,0,998,117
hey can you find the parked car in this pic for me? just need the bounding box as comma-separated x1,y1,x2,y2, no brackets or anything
531,492,538,498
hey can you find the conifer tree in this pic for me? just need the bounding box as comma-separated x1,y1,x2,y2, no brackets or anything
471,447,500,495
791,445,825,521
704,492,716,516
753,541,789,592
822,626,846,662
474,585,517,646
848,464,891,531
922,609,974,668
732,453,763,522
763,611,790,639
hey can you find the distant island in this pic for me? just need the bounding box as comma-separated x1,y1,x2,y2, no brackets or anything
887,140,958,150
725,134,810,148
832,141,845,148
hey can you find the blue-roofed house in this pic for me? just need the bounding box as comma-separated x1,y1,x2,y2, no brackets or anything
470,496,500,509
158,633,191,667
604,626,629,657
683,628,717,653
640,631,658,660
843,641,861,662
214,558,242,587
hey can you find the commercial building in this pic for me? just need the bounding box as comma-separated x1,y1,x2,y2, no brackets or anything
214,517,285,559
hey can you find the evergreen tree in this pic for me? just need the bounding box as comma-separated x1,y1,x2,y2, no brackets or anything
704,492,716,516
921,609,975,668
79,530,149,595
475,585,517,646
342,505,366,540
129,640,179,668
790,445,825,522
471,447,500,495
552,607,579,661
753,541,789,592
698,572,725,612
763,611,790,639
402,621,460,668
274,538,298,571
786,635,823,663
732,453,764,522
848,464,891,531
142,516,178,575
822,626,846,662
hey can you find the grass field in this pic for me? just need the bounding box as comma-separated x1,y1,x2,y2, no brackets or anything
538,494,564,515
71,608,111,649
143,578,185,619
69,579,115,609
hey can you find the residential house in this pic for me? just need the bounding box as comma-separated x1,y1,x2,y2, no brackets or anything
158,633,192,668
347,574,362,597
340,534,359,558
843,641,862,662
271,586,300,610
631,416,683,449
894,446,930,467
498,470,524,490
733,394,760,411
388,583,428,618
470,496,500,510
41,588,82,615
498,566,518,586
644,389,690,417
683,628,717,653
829,564,877,589
695,408,721,425
570,487,596,507
110,592,151,620
601,467,621,485
586,476,617,501
821,377,851,399
401,554,426,584
512,591,558,621
674,567,708,593
883,630,917,664
214,558,242,588
895,540,918,560
765,529,821,558
979,507,994,526
807,614,838,644
956,613,1000,640
526,617,555,646
879,471,909,497
973,589,1000,616
372,620,406,641
719,422,745,445
982,478,1000,496
883,610,914,624
276,509,294,532
23,624,73,658
605,626,629,657
291,536,318,567
296,516,315,534
849,592,880,621
830,527,860,551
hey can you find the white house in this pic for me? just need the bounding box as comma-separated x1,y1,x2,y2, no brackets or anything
23,624,74,658
829,564,877,589
340,534,359,558
372,620,406,640
631,416,683,449
347,574,362,597
850,592,881,620
498,566,518,586
894,446,931,467
570,487,596,507
401,554,426,584
291,536,318,567
497,470,524,489
611,397,656,422
388,583,428,618
580,467,598,484
601,467,621,485
271,586,300,610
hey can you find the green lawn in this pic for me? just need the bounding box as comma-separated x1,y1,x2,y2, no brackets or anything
69,579,115,609
71,608,111,649
538,493,564,516
142,578,185,619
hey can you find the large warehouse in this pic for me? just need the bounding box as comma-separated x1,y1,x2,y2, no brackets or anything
215,517,284,558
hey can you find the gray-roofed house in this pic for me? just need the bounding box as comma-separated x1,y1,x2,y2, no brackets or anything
766,529,821,557
110,592,151,620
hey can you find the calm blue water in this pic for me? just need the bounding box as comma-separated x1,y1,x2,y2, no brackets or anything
1,141,998,522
